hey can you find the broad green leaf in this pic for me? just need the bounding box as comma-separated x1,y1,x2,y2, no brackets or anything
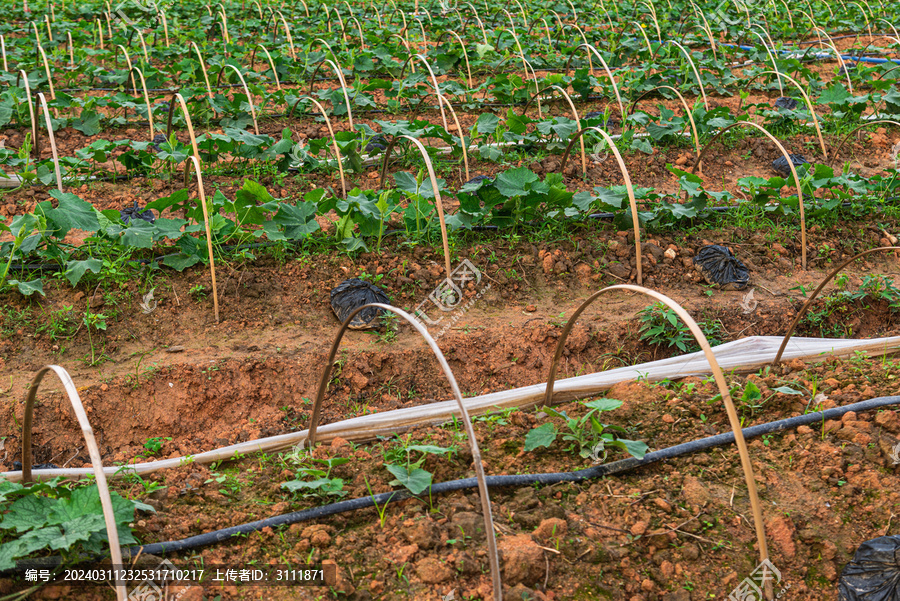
9,279,44,296
524,423,558,452
0,495,56,532
64,258,103,286
162,252,201,271
495,167,539,198
584,399,623,413
46,192,100,236
273,202,319,240
50,514,106,550
386,464,432,495
609,438,649,459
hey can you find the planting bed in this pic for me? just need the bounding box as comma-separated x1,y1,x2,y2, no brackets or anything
5,0,900,600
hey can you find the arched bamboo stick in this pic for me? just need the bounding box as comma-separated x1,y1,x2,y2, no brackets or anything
36,92,62,191
446,31,473,88
558,126,642,285
665,40,709,109
690,122,807,269
774,247,900,364
21,365,127,601
831,120,900,161
307,303,503,601
129,66,154,139
627,85,702,160
16,71,37,157
288,96,348,197
190,42,214,99
221,65,259,134
183,155,220,323
251,43,281,90
379,135,453,280
541,285,770,583
563,43,625,118
306,57,356,131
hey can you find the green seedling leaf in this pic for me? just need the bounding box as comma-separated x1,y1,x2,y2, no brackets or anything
8,279,44,296
524,422,558,452
583,399,624,413
609,438,649,459
386,464,432,495
64,258,103,286
772,386,804,395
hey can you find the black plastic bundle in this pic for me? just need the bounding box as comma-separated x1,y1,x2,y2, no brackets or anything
839,536,900,600
120,201,156,224
150,133,167,152
692,245,750,290
330,278,391,329
771,154,809,177
365,135,388,153
773,97,798,110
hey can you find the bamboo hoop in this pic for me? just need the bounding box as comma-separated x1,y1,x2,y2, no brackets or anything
563,43,626,118
774,247,900,365
756,70,827,159
408,91,470,181
276,11,296,59
159,9,170,47
626,85,702,161
446,31,473,88
379,135,453,280
748,29,783,95
136,30,149,62
21,366,127,601
831,120,900,161
397,54,449,132
36,92,62,191
114,44,136,97
307,57,355,132
129,66,154,139
0,36,7,72
813,26,854,94
36,44,56,101
222,64,259,134
288,96,347,198
558,127,643,285
690,122,807,270
183,155,220,323
541,285,770,584
349,16,365,50
665,40,709,110
16,71,38,157
66,31,74,67
252,44,281,90
190,42,214,99
307,303,503,601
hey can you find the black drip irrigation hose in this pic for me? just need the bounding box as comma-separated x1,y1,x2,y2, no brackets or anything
5,394,900,572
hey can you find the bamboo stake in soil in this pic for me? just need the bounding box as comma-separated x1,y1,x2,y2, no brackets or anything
251,44,282,90
627,85,702,163
16,71,37,158
564,43,626,119
379,135,453,281
665,40,709,110
182,155,220,324
36,93,62,191
289,96,348,198
559,126,643,286
306,304,503,601
222,64,259,134
22,365,127,601
307,56,355,132
0,36,6,72
542,285,770,593
130,66,155,139
690,121,807,270
774,247,900,365
831,120,900,160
